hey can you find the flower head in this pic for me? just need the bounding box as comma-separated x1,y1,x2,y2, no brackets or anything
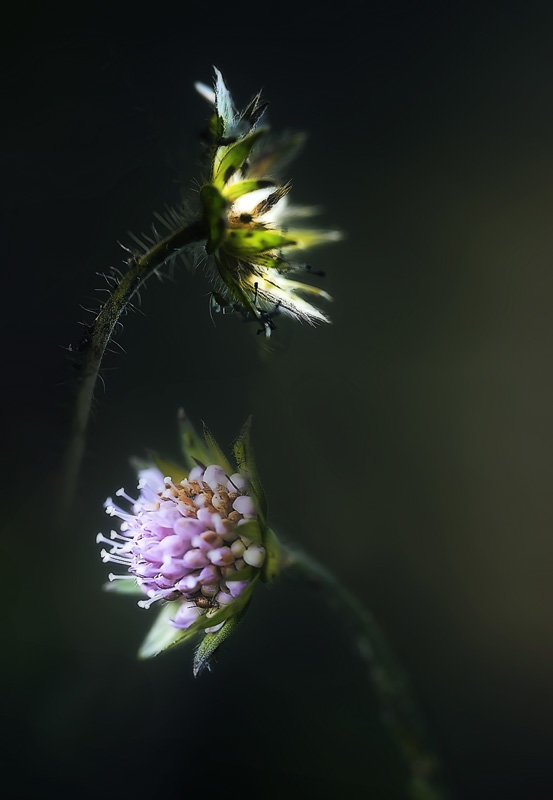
195,68,341,334
98,412,281,674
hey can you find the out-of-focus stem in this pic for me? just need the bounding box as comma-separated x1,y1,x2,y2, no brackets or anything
59,219,207,522
285,549,447,800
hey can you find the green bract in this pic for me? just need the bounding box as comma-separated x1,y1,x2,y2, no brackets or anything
195,67,341,332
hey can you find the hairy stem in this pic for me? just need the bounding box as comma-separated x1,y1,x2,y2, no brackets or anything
60,219,207,520
284,549,447,800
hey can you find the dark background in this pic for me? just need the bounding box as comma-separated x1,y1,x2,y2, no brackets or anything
3,2,553,798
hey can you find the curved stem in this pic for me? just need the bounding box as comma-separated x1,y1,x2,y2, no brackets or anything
284,549,447,800
59,219,207,521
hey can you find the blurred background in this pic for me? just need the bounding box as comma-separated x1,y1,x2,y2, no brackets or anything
3,2,553,797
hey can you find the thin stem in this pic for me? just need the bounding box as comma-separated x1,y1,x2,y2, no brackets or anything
59,218,207,521
284,549,447,800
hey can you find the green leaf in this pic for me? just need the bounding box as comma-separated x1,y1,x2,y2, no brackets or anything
261,528,283,583
239,92,268,128
193,617,238,677
234,519,263,545
223,179,274,202
223,227,296,257
192,578,257,634
233,417,267,524
213,128,266,189
138,601,203,659
215,256,260,320
246,252,287,271
247,131,306,178
251,181,291,217
226,565,255,581
208,112,225,143
202,423,232,474
178,409,212,469
200,184,228,254
150,454,188,483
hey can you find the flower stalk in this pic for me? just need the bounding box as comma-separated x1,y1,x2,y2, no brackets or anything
284,549,447,800
60,219,206,520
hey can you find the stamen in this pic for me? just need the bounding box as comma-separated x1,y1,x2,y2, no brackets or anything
116,487,137,504
96,533,128,550
105,503,133,522
137,591,167,609
110,530,130,541
100,550,133,566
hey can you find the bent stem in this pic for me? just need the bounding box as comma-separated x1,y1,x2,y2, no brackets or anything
285,549,446,800
59,219,207,521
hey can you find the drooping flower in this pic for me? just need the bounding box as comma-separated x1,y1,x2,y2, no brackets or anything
97,412,281,674
195,67,341,334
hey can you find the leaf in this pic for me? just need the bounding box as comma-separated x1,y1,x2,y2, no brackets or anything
193,617,238,677
234,519,263,545
252,181,291,217
150,453,188,483
239,91,268,129
246,252,287,271
138,601,203,659
213,128,265,189
283,228,343,250
215,256,260,320
224,227,296,257
224,178,274,202
233,417,267,524
261,528,283,583
247,131,306,179
226,564,255,581
192,578,258,634
178,409,212,469
202,423,232,474
213,66,236,134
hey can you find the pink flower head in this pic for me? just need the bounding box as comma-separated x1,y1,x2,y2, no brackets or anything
97,414,281,672
98,464,263,628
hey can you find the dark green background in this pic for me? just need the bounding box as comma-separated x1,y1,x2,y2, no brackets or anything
4,2,553,797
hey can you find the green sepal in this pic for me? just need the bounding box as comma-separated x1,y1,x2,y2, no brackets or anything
248,131,306,178
203,423,233,474
193,577,258,633
138,601,203,659
223,227,296,257
208,112,225,143
178,409,212,469
138,580,257,660
226,565,255,581
193,617,238,677
233,417,268,524
200,184,228,254
247,252,288,271
103,580,143,596
223,178,274,202
213,128,265,189
261,528,283,583
239,92,268,128
216,257,260,320
233,519,263,545
150,453,188,483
